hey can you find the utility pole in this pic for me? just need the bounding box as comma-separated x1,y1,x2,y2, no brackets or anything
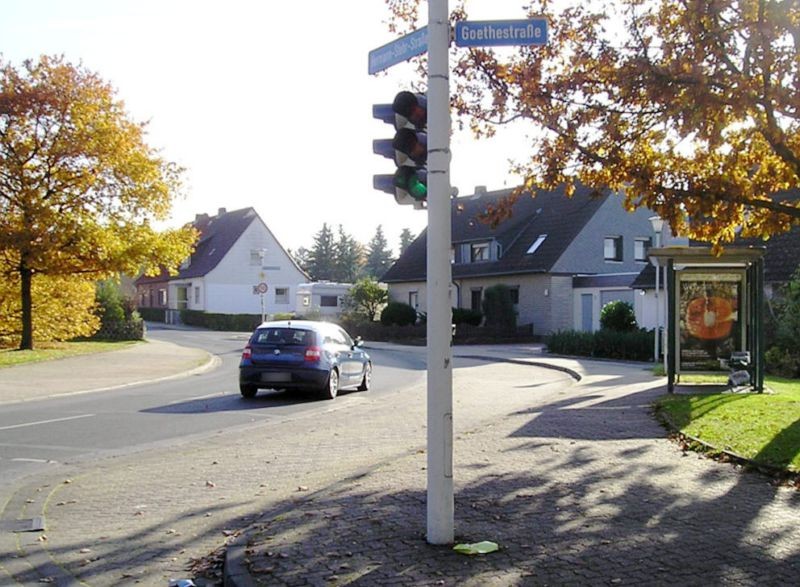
425,0,454,545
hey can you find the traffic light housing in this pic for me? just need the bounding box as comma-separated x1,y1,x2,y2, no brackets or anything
373,91,427,207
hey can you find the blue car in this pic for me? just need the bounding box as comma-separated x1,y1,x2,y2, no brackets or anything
239,320,371,400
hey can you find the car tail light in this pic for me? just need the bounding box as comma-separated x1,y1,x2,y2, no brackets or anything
242,345,252,360
304,346,322,362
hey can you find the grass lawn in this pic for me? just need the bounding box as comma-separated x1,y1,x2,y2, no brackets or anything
656,377,800,473
0,340,139,368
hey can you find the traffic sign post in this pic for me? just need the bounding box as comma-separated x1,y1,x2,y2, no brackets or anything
425,0,454,546
253,282,268,323
369,4,547,548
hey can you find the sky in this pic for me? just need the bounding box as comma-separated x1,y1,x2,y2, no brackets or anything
1,0,534,255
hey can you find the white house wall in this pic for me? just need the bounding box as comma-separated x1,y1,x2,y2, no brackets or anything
573,287,637,332
204,220,307,315
453,274,564,334
552,195,657,275
390,273,576,334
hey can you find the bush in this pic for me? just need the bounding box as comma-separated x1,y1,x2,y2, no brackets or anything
344,278,387,321
452,307,482,326
547,330,596,357
380,301,418,326
272,312,296,321
600,300,637,332
92,280,144,341
547,328,653,361
1,275,101,347
763,267,800,378
138,307,166,322
180,310,261,331
482,284,517,329
765,346,800,378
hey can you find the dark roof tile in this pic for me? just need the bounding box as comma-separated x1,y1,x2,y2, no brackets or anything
381,184,608,282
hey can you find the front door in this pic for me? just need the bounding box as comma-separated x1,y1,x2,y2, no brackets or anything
471,288,482,312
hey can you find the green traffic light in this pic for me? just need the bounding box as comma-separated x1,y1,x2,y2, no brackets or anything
394,167,427,201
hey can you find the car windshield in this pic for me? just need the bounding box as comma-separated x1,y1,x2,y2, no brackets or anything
253,328,314,346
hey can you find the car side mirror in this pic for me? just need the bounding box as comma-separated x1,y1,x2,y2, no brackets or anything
353,336,363,348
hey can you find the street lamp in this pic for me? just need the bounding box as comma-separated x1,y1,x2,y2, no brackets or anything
649,216,665,364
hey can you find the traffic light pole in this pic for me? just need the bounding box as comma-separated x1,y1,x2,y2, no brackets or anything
426,0,454,545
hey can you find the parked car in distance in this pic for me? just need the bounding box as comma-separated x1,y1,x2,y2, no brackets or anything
239,320,371,400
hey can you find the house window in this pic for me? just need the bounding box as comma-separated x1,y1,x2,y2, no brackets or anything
604,236,623,262
634,237,652,262
250,249,263,266
409,291,419,309
526,234,547,254
509,287,520,305
194,286,200,304
158,289,167,306
275,287,289,304
471,242,490,262
320,295,338,307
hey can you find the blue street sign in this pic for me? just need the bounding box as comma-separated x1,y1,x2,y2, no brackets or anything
368,27,428,75
455,19,548,47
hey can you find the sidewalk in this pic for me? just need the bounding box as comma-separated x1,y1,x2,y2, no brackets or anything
0,338,214,404
221,350,800,587
1,341,797,586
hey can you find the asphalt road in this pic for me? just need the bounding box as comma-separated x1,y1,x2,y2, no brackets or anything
0,326,428,489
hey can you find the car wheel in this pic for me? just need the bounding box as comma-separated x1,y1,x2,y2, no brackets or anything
322,368,339,400
357,363,372,391
240,384,257,399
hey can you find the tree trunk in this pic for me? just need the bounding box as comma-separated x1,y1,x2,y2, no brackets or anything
20,265,34,350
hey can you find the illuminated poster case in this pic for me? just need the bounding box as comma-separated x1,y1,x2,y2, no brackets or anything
676,270,746,373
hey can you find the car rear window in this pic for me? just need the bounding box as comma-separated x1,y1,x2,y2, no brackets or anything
253,328,315,346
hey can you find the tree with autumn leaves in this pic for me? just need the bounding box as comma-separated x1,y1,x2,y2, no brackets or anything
387,0,799,244
0,56,196,350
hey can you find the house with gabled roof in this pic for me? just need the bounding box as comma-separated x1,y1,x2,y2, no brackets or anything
136,207,309,323
381,185,664,334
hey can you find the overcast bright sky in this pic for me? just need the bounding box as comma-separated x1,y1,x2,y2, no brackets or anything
1,0,534,254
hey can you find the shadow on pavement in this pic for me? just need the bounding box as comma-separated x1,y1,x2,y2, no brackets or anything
221,445,800,586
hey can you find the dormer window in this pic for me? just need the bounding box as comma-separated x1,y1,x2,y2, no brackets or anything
526,234,547,254
471,242,490,262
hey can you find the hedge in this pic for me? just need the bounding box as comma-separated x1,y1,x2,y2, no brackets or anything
180,310,262,332
547,329,653,361
138,307,166,322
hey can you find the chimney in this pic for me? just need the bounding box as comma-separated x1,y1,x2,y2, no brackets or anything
218,207,227,216
471,186,487,199
194,213,210,223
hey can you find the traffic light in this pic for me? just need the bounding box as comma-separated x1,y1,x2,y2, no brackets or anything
373,91,427,207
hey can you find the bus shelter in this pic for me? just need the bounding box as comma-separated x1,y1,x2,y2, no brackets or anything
648,246,766,393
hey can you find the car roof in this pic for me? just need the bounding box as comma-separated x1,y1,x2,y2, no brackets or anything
255,320,337,331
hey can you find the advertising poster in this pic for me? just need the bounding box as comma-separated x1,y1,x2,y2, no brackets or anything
678,272,743,372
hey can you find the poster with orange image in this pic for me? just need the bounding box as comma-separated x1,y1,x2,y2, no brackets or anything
678,273,743,372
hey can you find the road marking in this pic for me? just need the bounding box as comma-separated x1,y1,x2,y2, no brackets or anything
0,413,95,431
11,458,57,463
